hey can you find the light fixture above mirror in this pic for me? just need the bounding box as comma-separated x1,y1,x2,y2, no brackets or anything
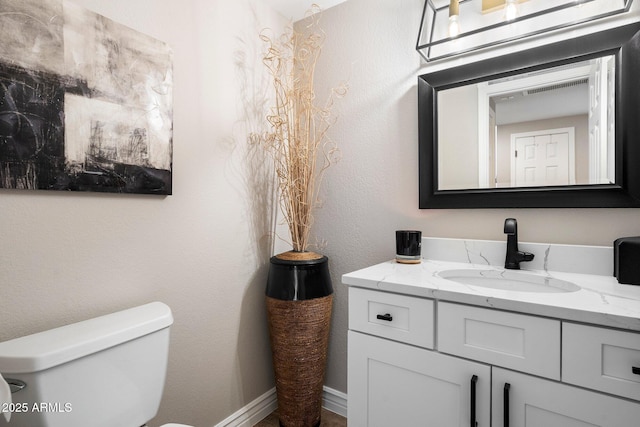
417,0,634,62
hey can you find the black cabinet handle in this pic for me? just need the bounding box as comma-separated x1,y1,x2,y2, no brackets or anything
504,383,511,427
470,375,478,427
633,367,640,375
376,313,393,321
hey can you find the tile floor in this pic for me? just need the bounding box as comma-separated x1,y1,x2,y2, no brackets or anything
254,408,347,426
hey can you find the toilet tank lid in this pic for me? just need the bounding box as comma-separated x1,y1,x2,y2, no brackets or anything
0,302,173,374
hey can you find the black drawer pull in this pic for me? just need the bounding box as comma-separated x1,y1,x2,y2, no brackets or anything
470,375,478,427
376,313,393,322
504,383,511,427
633,366,640,375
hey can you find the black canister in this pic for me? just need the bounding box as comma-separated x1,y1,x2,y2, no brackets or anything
396,230,422,264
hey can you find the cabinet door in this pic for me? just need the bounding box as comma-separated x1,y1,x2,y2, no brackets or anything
493,368,640,427
348,331,490,427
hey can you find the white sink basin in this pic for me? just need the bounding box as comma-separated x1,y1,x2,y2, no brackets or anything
438,269,580,293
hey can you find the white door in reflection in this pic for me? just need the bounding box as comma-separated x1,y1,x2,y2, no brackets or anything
511,128,574,187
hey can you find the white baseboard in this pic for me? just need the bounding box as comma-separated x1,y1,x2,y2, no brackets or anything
214,388,277,427
322,386,348,418
213,386,347,427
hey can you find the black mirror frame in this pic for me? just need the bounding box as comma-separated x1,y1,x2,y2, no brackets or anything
418,23,640,209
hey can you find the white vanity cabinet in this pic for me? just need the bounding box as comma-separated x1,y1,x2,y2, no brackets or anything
348,288,640,427
348,287,491,427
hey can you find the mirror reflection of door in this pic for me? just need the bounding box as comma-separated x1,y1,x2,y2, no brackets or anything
510,128,575,187
491,69,588,189
437,54,615,191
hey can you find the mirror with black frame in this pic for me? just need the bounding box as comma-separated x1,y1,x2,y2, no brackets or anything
418,22,640,208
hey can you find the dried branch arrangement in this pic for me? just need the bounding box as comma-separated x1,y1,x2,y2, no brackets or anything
257,6,347,253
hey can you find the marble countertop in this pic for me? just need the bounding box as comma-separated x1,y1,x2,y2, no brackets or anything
343,258,640,332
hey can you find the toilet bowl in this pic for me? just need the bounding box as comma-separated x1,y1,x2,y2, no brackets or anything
0,302,193,427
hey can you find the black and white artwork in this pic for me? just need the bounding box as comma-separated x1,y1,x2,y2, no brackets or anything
0,0,173,194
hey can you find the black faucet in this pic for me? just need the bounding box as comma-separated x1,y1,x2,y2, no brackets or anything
504,218,534,270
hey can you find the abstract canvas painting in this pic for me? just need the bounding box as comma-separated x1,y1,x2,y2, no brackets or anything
0,0,173,194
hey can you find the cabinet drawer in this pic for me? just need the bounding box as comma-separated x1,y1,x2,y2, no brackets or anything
438,302,560,379
563,323,640,401
349,287,434,349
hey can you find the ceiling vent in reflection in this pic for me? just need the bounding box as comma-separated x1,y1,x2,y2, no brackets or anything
525,78,588,96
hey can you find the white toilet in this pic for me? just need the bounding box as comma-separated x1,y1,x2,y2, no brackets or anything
0,302,193,427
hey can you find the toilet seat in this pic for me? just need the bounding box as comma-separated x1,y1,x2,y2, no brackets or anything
161,424,194,427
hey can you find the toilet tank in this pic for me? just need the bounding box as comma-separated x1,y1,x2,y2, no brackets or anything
0,302,173,427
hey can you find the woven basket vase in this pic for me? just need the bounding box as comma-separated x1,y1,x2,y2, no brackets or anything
265,251,334,427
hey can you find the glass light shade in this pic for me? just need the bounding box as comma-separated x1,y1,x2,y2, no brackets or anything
449,14,461,36
504,0,518,20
